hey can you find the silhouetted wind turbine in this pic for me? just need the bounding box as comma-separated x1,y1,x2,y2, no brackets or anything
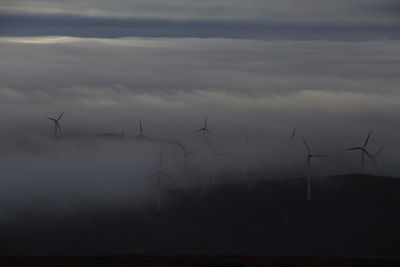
149,151,176,211
46,111,64,138
302,137,327,200
346,130,373,172
195,114,212,137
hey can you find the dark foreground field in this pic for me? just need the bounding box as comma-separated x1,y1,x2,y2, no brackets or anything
1,254,399,267
1,174,400,262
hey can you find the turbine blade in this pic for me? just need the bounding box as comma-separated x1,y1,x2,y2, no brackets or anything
204,114,208,127
205,128,213,135
290,128,296,140
204,137,214,153
363,130,372,147
139,120,143,135
302,137,311,154
57,111,65,120
174,139,186,152
364,149,373,160
346,147,362,151
375,144,386,157
56,121,62,133
46,117,56,121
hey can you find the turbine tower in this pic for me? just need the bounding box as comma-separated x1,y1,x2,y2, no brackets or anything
195,114,212,137
302,137,327,200
149,151,176,211
46,111,65,138
346,130,373,172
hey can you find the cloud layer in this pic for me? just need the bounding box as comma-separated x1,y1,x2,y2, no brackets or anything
0,37,399,176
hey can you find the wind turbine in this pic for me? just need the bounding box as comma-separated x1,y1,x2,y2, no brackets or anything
174,139,197,168
195,114,212,137
148,151,176,211
46,111,64,138
302,137,327,200
346,130,373,172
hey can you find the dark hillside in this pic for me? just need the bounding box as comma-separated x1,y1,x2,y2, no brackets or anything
1,174,399,259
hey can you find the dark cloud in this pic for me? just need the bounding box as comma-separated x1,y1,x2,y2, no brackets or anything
1,0,399,40
1,0,399,22
0,13,399,40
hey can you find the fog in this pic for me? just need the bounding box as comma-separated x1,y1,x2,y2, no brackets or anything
0,36,399,219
